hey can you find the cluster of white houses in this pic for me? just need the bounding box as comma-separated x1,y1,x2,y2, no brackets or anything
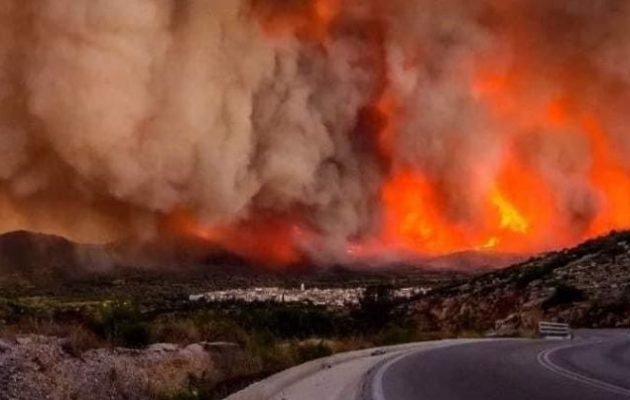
189,285,430,309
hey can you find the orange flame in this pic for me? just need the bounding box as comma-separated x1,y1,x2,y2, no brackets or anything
173,2,630,266
370,58,630,257
169,211,306,268
251,0,341,42
582,115,630,235
491,189,528,234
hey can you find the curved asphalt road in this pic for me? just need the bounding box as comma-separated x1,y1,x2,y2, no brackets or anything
368,330,630,400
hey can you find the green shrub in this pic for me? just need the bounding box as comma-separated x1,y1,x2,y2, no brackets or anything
542,284,585,310
89,300,149,348
119,321,151,348
200,319,250,345
234,304,339,339
516,265,552,288
376,325,416,346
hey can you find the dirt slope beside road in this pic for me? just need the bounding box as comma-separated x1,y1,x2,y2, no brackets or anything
412,231,630,334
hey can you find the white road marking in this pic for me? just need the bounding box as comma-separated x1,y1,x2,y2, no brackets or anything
537,341,630,397
370,350,414,400
369,340,483,400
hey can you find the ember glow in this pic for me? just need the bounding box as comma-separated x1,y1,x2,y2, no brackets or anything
1,1,630,266
170,211,309,267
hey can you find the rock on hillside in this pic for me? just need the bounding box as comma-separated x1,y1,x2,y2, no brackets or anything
412,231,630,334
0,336,243,400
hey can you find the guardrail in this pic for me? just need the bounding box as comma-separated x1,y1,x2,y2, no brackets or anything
538,321,572,339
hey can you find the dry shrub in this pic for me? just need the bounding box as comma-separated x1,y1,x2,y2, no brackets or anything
198,320,250,345
62,325,105,356
152,318,202,344
330,336,373,353
0,317,104,355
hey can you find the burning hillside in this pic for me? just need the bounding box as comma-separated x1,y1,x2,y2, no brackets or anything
1,1,630,266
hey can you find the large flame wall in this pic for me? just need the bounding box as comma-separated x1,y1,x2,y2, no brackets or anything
1,0,629,265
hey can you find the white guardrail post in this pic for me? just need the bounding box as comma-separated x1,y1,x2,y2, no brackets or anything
538,321,572,339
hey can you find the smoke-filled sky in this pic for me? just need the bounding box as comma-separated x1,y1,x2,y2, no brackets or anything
1,0,630,265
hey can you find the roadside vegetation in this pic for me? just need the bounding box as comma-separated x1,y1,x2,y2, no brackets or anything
0,284,449,399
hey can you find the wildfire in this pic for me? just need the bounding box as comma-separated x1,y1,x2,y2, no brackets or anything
582,115,630,236
382,171,451,253
5,0,630,271
491,189,528,234
170,0,630,266
169,211,306,268
250,0,341,42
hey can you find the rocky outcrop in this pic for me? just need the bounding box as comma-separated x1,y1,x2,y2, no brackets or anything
412,231,630,334
0,336,243,400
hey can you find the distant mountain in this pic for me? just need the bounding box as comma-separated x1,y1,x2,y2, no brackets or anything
419,250,524,271
0,230,258,288
0,230,521,284
412,230,630,333
0,231,117,285
0,230,575,295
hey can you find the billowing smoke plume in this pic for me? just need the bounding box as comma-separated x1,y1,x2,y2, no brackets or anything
0,0,629,264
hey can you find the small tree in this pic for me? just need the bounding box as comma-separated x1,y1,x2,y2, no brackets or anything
353,284,400,332
90,300,150,348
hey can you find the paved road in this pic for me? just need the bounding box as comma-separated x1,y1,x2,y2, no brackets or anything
225,340,479,400
368,330,630,400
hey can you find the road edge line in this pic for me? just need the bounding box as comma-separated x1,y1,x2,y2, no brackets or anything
537,341,630,397
367,339,491,400
225,341,451,400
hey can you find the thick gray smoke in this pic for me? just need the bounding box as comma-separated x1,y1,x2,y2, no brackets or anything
0,0,382,250
0,0,629,260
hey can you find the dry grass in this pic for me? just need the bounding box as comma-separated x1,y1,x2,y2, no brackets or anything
62,325,105,356
0,318,105,355
151,318,202,344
